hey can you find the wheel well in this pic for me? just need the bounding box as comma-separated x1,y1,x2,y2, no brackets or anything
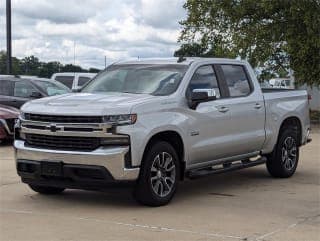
279,117,302,145
143,131,185,180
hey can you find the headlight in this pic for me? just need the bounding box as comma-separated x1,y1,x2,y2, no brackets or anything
103,114,137,126
19,112,25,120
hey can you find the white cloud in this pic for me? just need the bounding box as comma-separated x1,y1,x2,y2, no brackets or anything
140,0,186,28
0,0,186,69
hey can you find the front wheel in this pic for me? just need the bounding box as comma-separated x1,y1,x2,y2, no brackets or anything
134,141,180,206
266,127,299,178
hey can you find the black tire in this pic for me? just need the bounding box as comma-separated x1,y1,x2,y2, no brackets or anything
28,184,65,195
266,127,299,178
134,141,180,206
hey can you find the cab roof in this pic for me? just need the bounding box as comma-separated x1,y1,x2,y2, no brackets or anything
114,57,247,66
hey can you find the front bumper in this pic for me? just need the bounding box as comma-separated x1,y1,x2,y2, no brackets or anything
14,140,140,182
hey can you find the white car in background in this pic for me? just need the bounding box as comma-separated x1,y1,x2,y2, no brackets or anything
51,72,97,90
269,78,295,89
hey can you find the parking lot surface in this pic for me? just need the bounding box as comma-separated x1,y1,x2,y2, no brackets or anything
0,128,319,241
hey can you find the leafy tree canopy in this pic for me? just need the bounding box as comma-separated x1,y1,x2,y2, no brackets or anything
176,0,320,85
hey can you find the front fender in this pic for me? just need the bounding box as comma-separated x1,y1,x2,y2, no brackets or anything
117,111,189,167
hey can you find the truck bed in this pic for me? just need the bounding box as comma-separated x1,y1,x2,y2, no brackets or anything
261,87,309,154
261,88,301,93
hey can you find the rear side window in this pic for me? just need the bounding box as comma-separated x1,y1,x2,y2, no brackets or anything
221,65,251,97
0,80,13,96
189,65,221,98
78,77,91,87
54,76,74,88
14,81,37,98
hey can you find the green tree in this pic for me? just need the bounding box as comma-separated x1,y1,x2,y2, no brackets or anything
88,67,101,73
178,0,320,85
20,55,41,76
61,64,85,73
38,61,63,78
0,51,23,75
174,39,237,58
0,51,101,77
174,43,208,57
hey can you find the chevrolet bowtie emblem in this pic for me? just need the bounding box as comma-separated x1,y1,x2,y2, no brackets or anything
49,124,58,132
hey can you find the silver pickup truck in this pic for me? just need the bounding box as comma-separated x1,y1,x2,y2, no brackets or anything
14,58,311,206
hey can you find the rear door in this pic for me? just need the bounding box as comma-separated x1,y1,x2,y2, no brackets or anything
216,64,265,156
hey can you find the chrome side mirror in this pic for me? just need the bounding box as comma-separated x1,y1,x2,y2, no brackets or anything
193,88,217,98
189,88,217,109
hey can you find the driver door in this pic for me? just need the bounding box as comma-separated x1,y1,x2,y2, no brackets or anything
187,65,234,167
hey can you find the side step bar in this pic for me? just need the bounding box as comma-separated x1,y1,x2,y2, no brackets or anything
187,157,267,179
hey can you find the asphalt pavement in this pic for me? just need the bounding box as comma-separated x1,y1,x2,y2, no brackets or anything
0,128,319,241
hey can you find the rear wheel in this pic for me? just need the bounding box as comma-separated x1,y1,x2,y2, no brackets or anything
266,127,299,178
28,184,65,195
134,141,180,206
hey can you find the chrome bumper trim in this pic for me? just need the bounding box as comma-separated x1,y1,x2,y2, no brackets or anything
14,140,139,181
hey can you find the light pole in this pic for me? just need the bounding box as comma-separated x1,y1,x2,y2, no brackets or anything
6,0,12,74
73,41,76,66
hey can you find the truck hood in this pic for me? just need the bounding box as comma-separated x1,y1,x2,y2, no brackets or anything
21,93,156,116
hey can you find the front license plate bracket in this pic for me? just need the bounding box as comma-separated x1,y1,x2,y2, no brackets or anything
41,161,63,177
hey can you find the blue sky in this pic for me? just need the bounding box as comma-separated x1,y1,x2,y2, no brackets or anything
0,0,186,69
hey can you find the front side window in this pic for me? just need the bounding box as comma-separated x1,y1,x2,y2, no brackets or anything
55,76,74,89
188,65,221,98
221,65,251,97
14,81,37,98
83,64,188,96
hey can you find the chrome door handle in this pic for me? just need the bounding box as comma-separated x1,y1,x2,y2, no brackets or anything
254,103,262,109
218,106,229,113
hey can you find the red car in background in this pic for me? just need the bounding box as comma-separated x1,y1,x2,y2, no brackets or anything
0,105,19,142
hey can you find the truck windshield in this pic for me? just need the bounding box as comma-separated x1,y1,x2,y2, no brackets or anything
82,64,188,95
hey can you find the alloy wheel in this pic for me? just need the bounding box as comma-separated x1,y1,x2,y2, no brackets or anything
281,136,297,171
150,152,176,197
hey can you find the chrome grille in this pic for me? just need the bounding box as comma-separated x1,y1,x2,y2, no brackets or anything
24,113,103,123
25,134,100,151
